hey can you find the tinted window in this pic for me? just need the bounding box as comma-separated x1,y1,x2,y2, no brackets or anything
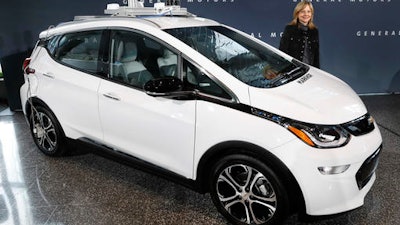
52,30,102,74
47,35,60,56
166,26,308,88
109,30,178,88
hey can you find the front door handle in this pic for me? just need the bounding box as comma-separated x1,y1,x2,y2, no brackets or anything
103,93,121,101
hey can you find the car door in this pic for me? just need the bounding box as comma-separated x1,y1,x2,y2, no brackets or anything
35,30,107,141
98,30,196,178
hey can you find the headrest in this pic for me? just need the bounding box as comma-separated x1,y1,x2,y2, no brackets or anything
158,49,177,68
121,42,138,62
163,49,174,57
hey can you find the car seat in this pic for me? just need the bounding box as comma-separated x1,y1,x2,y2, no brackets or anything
119,42,153,87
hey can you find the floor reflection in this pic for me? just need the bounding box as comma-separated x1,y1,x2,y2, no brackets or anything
0,120,33,225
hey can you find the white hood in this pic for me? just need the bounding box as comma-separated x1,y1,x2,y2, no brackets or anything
248,68,367,125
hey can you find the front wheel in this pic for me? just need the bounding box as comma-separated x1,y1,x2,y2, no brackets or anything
209,154,289,225
29,105,67,156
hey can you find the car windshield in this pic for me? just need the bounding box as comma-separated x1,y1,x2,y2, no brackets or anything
165,26,308,88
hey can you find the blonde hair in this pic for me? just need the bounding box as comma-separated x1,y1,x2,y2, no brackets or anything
289,1,317,29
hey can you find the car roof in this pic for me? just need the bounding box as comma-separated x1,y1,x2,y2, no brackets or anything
141,16,220,29
39,15,221,39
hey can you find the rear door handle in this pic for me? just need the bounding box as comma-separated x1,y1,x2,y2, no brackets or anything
43,72,55,79
103,93,121,101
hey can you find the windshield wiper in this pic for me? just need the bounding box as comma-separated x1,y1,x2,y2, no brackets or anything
267,66,306,87
286,66,303,76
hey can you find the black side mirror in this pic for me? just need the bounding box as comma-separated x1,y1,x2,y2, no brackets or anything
144,77,194,98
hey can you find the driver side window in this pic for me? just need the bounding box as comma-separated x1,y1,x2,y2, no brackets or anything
109,31,153,88
109,30,179,89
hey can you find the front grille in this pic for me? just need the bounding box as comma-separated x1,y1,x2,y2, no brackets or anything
342,114,375,136
356,146,382,190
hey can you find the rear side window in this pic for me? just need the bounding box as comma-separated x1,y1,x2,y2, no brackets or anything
47,36,60,55
48,30,103,74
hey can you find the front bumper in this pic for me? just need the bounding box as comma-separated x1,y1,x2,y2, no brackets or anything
272,124,382,216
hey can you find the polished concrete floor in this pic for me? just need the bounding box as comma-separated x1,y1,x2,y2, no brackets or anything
0,94,399,225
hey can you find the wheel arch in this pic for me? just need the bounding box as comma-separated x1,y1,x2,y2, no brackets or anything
196,141,305,213
24,97,52,119
24,97,66,138
24,96,69,156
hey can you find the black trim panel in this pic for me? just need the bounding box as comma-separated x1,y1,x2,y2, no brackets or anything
76,138,202,192
356,145,382,190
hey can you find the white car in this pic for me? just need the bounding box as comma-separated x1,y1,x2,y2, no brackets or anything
20,2,382,225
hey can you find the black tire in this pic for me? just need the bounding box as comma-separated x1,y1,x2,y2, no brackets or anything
209,154,289,225
29,105,67,156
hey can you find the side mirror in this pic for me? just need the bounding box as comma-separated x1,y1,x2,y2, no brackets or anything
144,77,194,98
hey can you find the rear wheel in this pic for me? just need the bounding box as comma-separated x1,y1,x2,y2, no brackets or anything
29,105,67,156
209,154,289,225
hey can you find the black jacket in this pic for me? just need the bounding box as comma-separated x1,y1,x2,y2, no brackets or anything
279,24,320,68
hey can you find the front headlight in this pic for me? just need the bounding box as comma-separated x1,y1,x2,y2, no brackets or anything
285,122,350,148
250,107,351,148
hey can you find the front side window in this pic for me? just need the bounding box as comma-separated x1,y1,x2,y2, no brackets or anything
51,30,102,74
107,30,230,99
109,30,178,88
166,26,308,88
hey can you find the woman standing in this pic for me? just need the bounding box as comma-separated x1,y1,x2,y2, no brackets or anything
279,1,320,68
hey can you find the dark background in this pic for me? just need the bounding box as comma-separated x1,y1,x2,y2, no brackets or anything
0,0,399,110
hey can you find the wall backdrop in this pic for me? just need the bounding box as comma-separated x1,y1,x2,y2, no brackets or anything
0,0,399,109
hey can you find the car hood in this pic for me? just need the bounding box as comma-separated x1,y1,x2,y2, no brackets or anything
248,68,367,125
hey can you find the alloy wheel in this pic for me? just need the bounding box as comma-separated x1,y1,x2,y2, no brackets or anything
32,111,58,152
216,164,277,224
